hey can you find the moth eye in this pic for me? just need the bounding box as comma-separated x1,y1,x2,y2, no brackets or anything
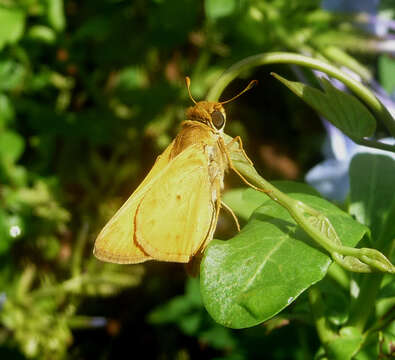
211,110,225,129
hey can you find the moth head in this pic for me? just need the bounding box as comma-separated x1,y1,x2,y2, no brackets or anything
185,77,257,132
186,101,226,131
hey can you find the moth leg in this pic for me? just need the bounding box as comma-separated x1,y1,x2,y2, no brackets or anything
219,136,272,195
212,181,223,238
221,200,240,232
225,136,253,166
186,182,222,277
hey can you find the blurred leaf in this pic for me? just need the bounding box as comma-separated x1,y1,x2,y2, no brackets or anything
149,296,196,325
149,278,202,325
11,180,70,226
0,59,26,91
84,264,144,297
27,25,57,44
37,235,60,260
148,0,198,47
200,325,237,350
326,327,364,360
201,183,367,329
378,278,395,299
317,278,349,326
0,6,25,50
378,55,395,94
116,66,148,91
0,209,13,254
349,154,395,248
0,94,15,128
205,0,237,20
273,73,376,139
0,131,24,164
46,0,65,32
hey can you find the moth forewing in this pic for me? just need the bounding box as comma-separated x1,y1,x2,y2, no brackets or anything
134,140,217,262
93,141,176,264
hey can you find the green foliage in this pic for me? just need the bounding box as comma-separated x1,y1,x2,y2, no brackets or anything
0,6,25,51
378,55,395,94
349,154,395,249
0,0,393,359
201,183,368,329
272,74,377,140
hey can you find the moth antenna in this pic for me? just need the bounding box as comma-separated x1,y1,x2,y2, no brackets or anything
220,80,258,105
185,76,197,105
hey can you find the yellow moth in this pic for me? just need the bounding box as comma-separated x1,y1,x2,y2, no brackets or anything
93,77,256,264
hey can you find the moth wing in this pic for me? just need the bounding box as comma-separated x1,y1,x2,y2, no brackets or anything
135,144,215,263
93,141,175,264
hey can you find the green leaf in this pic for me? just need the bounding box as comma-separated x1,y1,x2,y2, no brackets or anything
0,94,15,129
222,188,264,221
201,184,367,329
46,0,65,32
349,153,395,249
0,131,24,164
148,278,202,325
27,25,57,44
326,327,364,360
148,0,198,47
116,66,148,91
223,182,321,222
0,209,12,253
272,73,376,139
0,59,26,92
205,0,237,20
0,6,25,50
316,279,350,326
378,55,395,94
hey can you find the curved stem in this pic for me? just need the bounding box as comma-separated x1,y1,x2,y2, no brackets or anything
225,134,395,274
353,138,395,153
207,52,395,137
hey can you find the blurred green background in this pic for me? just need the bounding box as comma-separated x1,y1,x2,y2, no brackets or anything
0,0,393,359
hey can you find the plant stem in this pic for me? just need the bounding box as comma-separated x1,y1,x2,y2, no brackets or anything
327,263,350,291
354,138,395,154
208,52,395,137
308,286,337,345
71,220,90,278
347,274,383,332
226,134,395,274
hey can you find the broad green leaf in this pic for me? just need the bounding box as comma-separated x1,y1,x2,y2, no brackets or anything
224,182,321,221
0,131,24,164
222,188,264,221
0,6,25,50
349,153,395,249
201,184,367,329
273,73,376,139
